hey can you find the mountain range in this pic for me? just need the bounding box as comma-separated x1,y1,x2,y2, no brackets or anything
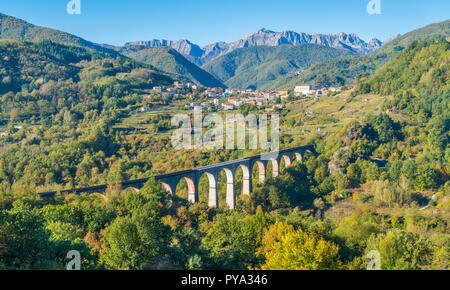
0,12,377,88
0,12,448,91
125,28,383,66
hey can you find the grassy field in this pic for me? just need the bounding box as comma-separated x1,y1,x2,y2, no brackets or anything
281,90,385,143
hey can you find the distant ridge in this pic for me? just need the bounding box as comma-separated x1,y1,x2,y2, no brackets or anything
126,28,382,65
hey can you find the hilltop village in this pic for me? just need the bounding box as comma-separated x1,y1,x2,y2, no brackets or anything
145,81,343,113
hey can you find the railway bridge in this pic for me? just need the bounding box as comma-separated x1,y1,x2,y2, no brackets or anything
38,145,315,209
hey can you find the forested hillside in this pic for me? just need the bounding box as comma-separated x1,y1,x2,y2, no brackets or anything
118,45,225,88
0,13,119,57
355,38,449,163
272,19,450,90
202,44,353,90
359,38,448,117
0,40,172,121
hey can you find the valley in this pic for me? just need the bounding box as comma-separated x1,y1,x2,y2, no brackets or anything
0,9,448,272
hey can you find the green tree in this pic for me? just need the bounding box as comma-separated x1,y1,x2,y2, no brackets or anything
102,178,171,270
202,207,270,269
102,203,170,270
365,230,433,270
333,212,382,258
415,164,439,190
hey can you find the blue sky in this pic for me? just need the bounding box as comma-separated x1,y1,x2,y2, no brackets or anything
0,0,448,46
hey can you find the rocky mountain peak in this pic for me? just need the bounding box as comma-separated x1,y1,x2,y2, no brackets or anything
126,29,383,65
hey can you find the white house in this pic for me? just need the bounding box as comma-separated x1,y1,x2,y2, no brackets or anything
294,85,312,96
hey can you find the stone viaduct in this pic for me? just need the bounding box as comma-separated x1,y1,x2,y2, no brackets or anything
38,145,315,209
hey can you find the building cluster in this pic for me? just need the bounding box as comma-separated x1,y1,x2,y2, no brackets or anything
147,81,342,112
190,87,289,111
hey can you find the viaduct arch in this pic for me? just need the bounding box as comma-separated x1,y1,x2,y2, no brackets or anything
38,145,315,210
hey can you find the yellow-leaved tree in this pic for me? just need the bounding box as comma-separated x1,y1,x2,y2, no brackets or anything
256,221,342,270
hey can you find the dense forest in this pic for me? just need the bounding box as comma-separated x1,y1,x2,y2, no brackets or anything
0,35,448,270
